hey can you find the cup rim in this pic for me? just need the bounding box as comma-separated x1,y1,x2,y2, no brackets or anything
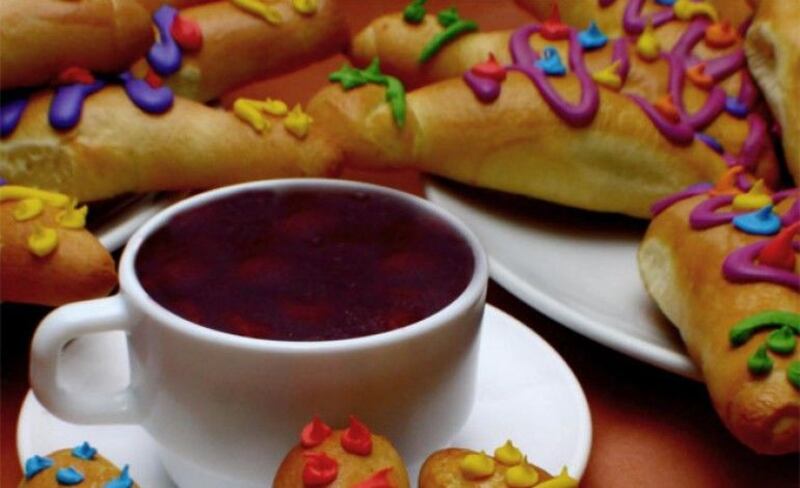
119,178,488,353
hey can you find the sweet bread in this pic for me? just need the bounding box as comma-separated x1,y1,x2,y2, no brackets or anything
638,175,799,454
419,442,578,488
745,0,800,184
18,442,137,487
0,185,117,307
320,2,779,217
0,0,153,89
273,416,410,488
129,0,349,102
0,79,341,201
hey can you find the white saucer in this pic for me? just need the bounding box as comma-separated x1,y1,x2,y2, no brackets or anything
94,192,184,251
17,305,591,487
425,179,700,380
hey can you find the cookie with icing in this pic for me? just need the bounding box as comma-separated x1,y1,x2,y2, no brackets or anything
19,442,137,488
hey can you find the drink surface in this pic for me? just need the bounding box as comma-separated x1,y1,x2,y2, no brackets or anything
136,188,475,341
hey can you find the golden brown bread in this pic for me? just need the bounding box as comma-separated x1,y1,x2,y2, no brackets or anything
0,0,153,89
130,0,349,102
18,444,137,487
745,0,800,184
0,86,341,202
0,193,116,307
638,191,799,454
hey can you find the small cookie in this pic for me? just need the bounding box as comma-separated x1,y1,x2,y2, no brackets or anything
19,442,138,487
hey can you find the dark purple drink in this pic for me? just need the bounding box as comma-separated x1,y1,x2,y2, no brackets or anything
136,187,474,341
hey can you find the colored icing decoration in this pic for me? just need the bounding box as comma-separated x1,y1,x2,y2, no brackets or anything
733,180,771,211
766,326,797,355
654,94,680,123
787,361,800,389
283,104,313,139
673,0,718,21
341,416,373,456
231,0,283,25
459,451,495,480
0,93,28,137
591,61,622,90
403,0,426,24
757,222,799,270
145,69,164,88
747,344,773,375
709,166,743,196
302,452,338,486
418,7,478,63
686,63,714,89
650,182,712,216
71,441,97,460
730,311,800,346
463,70,502,103
352,468,394,488
234,98,272,132
329,59,407,128
535,467,579,488
696,133,722,154
705,21,737,49
171,14,203,52
12,198,44,221
535,47,567,76
578,21,608,50
57,202,88,229
623,0,676,35
28,225,59,257
49,80,105,130
300,416,332,448
262,98,289,116
121,73,175,114
732,205,781,236
781,198,800,226
0,185,70,207
636,23,661,61
472,53,506,81
148,6,182,76
494,440,522,465
24,455,53,479
656,0,675,5
540,3,570,40
291,0,317,15
724,240,800,289
505,459,540,488
56,466,85,485
105,465,134,488
55,67,96,86
725,96,748,118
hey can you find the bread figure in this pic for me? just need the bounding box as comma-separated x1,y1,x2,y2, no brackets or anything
19,442,138,487
639,173,799,454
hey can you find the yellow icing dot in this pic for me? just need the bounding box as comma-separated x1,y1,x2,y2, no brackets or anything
230,0,283,25
262,98,289,116
12,198,44,221
283,104,313,139
291,0,317,15
56,201,88,229
674,0,718,21
591,60,622,90
636,23,661,62
234,98,271,133
0,185,70,208
504,458,539,488
494,440,523,466
732,180,772,211
535,467,579,488
459,451,496,480
27,225,59,257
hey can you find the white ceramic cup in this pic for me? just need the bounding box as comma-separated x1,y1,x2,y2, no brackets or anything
30,179,488,488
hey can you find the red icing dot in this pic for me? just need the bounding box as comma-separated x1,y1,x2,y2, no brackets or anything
705,21,738,49
145,69,164,88
170,14,203,51
340,415,373,456
471,53,506,81
302,452,338,486
686,63,714,89
540,3,570,41
300,417,333,448
758,221,799,271
353,468,395,488
55,67,95,85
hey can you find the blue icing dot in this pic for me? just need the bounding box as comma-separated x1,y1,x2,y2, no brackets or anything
696,133,724,154
725,96,748,118
56,466,85,485
733,205,782,236
578,21,608,50
535,47,567,76
147,5,182,76
105,465,134,488
24,455,53,479
655,0,675,5
71,441,97,460
48,81,105,131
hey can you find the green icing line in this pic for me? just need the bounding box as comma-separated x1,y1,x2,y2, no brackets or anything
729,311,800,346
787,361,800,389
766,325,797,355
747,344,774,376
403,0,426,24
418,8,478,63
329,58,407,128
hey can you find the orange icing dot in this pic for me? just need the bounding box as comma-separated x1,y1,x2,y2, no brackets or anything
654,94,681,123
341,415,373,456
758,222,799,270
686,63,714,89
704,21,738,49
302,452,338,487
709,166,744,196
352,467,394,488
300,417,332,448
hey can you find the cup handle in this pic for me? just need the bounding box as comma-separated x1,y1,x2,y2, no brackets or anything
30,295,141,424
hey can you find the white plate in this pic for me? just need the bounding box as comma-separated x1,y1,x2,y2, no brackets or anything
425,178,700,380
17,305,591,487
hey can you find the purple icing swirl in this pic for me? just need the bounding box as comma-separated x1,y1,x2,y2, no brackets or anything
623,0,675,35
650,182,712,216
120,73,174,114
0,93,28,137
147,6,182,77
462,71,501,102
689,194,735,229
49,81,105,131
723,241,800,290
